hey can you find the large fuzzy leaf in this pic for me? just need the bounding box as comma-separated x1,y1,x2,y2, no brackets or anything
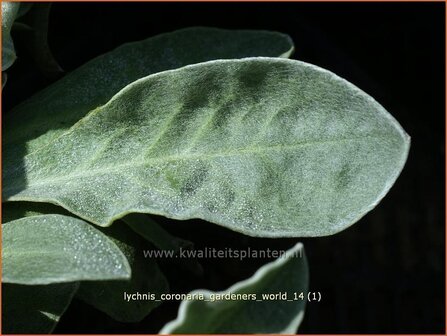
3,27,293,156
2,282,78,334
160,243,308,334
2,2,20,71
2,214,131,284
76,222,169,322
4,58,410,237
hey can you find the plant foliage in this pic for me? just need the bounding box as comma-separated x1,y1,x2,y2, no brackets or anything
1,24,409,334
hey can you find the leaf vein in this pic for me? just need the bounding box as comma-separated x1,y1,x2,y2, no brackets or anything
5,134,386,194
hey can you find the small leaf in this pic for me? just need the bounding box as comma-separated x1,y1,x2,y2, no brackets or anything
2,201,71,223
76,222,169,322
2,202,169,322
22,3,64,80
160,243,308,334
4,58,410,237
124,213,192,252
124,213,204,277
2,282,78,334
2,214,131,284
4,27,293,154
2,2,20,71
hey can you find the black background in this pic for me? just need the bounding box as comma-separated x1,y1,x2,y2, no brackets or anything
3,2,445,334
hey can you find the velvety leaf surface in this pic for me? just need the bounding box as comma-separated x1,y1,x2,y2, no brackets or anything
2,214,131,284
2,203,169,322
2,2,19,71
160,243,308,334
4,58,410,237
76,222,169,322
3,27,293,156
2,282,78,334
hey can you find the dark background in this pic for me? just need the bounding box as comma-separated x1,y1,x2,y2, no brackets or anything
3,2,445,334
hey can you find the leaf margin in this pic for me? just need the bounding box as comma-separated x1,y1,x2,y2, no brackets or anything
160,242,308,334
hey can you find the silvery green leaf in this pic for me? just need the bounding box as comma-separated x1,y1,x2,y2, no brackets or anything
4,58,409,237
4,27,293,155
2,2,19,30
2,202,169,322
2,282,78,334
76,222,169,322
2,214,131,284
2,2,19,71
160,243,308,334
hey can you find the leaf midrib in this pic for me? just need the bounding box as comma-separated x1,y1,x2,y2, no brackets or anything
5,133,389,194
